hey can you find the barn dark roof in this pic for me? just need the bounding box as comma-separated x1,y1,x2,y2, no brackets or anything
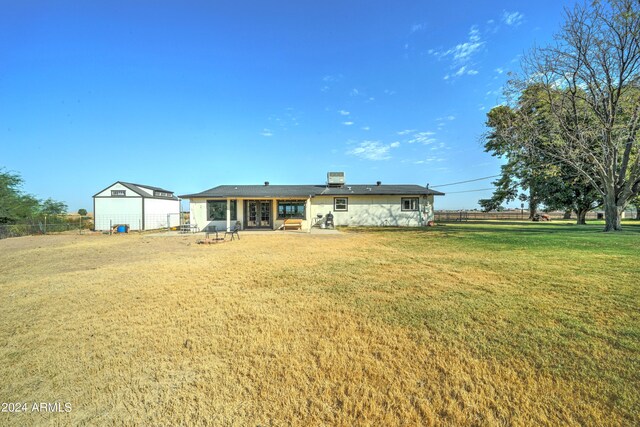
179,184,444,199
93,181,178,200
121,182,174,194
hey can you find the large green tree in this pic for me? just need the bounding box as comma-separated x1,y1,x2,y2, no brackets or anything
481,86,600,224
539,164,601,224
514,0,640,231
40,198,68,216
0,168,67,223
0,169,40,223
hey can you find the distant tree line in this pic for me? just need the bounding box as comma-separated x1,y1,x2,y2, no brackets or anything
0,168,68,224
480,0,640,231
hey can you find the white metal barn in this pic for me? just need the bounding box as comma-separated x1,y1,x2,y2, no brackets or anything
93,182,180,231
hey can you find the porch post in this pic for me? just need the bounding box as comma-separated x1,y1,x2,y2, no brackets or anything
307,196,312,233
226,198,231,232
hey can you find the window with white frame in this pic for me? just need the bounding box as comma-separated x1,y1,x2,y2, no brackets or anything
334,197,348,211
401,197,419,211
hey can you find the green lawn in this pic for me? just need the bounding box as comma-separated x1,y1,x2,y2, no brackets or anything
1,222,638,425
335,221,640,423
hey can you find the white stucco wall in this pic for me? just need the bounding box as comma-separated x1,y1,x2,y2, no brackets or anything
189,199,244,232
94,197,143,230
186,195,435,231
189,199,207,230
189,198,312,231
310,195,434,227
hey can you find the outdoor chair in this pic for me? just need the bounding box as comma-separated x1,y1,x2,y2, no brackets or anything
204,224,218,239
224,221,241,241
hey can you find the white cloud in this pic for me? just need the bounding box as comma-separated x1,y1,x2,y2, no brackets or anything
430,26,484,80
435,115,455,130
399,130,441,145
495,67,504,74
414,156,445,165
343,121,354,126
323,74,343,82
321,74,343,92
502,11,524,27
260,129,273,137
350,88,360,96
338,110,350,116
347,140,399,161
390,141,400,148
445,26,483,63
407,131,436,145
411,23,426,33
268,108,301,130
361,126,370,131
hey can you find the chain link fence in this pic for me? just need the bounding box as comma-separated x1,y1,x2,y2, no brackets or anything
1,213,191,240
0,223,79,239
0,216,93,240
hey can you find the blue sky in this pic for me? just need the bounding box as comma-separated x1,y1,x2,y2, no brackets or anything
0,1,577,212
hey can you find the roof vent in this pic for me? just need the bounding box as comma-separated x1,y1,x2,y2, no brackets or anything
327,171,345,187
376,181,381,186
264,181,269,186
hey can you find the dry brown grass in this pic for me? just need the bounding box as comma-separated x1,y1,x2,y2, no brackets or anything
0,226,638,426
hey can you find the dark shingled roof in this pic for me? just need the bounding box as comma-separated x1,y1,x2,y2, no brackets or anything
94,181,178,200
179,184,444,199
121,182,174,194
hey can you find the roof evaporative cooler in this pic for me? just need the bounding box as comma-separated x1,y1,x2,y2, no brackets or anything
327,172,345,187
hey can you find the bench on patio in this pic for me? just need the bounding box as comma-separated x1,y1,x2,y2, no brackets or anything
282,218,303,230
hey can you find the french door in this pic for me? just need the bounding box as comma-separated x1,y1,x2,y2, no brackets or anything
245,200,272,228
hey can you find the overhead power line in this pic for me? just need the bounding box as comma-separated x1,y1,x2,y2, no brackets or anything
430,174,501,188
443,188,495,194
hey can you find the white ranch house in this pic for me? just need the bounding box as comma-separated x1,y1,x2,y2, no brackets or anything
93,182,180,231
180,173,444,232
